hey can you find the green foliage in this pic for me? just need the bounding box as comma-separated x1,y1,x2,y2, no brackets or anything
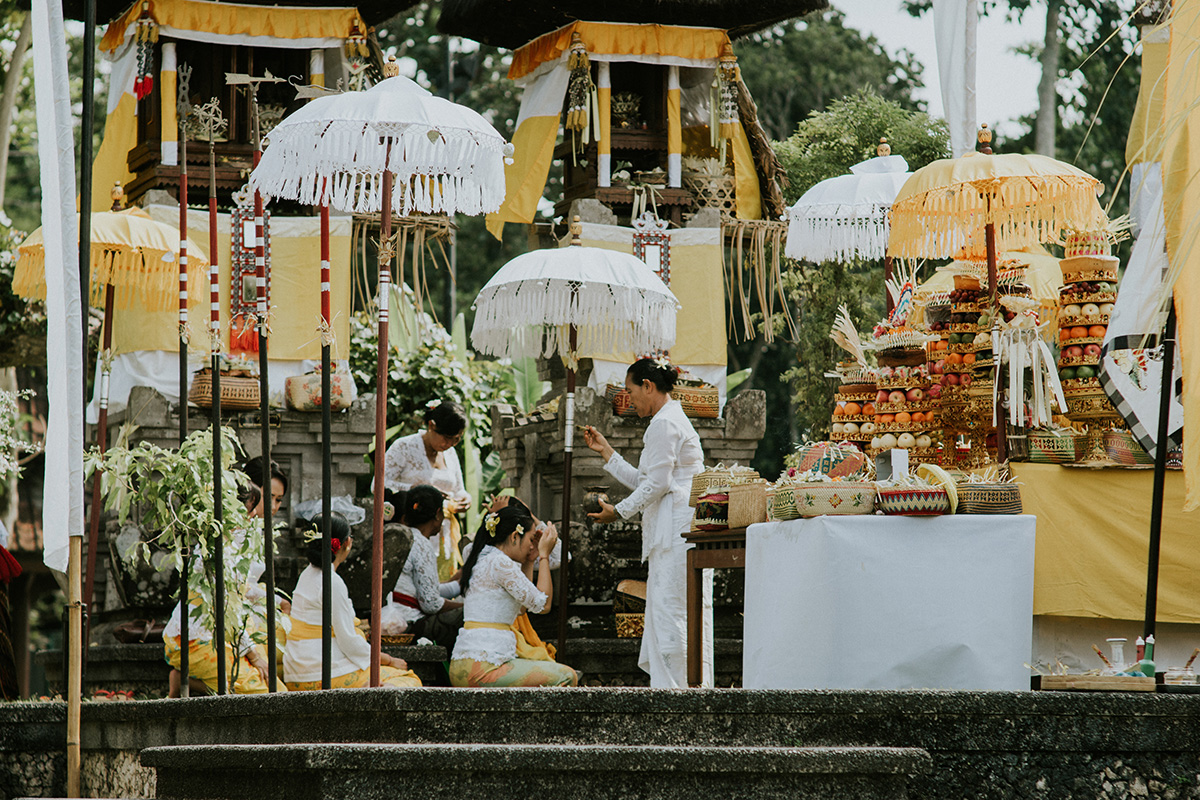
737,9,927,141
347,301,516,500
774,89,950,204
85,427,263,647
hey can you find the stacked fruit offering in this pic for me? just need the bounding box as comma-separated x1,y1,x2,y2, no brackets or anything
830,363,877,449
868,358,938,459
1056,238,1120,422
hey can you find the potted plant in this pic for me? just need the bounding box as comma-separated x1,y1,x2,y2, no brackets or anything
86,426,265,681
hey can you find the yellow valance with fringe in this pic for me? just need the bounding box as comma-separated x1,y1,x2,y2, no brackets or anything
887,151,1108,260
13,208,209,313
100,0,367,52
509,21,732,82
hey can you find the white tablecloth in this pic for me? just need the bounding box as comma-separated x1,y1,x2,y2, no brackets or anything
743,514,1036,691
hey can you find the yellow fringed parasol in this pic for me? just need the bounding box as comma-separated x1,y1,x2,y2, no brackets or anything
13,207,209,312
887,142,1108,261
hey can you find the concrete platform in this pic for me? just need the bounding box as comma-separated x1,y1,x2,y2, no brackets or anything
143,743,931,800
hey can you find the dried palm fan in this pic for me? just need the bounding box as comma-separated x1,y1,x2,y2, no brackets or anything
884,259,921,324
830,304,868,368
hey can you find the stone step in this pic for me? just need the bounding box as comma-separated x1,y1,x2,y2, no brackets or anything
142,743,932,800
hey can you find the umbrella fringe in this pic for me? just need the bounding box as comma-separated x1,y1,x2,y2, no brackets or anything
471,281,678,361
784,213,890,263
14,242,207,313
888,176,1107,259
251,119,507,217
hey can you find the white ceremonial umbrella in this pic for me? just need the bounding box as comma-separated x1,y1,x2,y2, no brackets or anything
248,58,509,687
785,152,912,264
471,221,680,653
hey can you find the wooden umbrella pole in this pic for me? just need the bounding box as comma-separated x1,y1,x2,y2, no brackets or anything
66,536,82,796
177,81,190,696
208,131,227,695
1143,305,1177,641
884,255,895,315
985,220,1007,464
370,164,394,687
251,107,277,690
557,323,577,659
320,202,332,614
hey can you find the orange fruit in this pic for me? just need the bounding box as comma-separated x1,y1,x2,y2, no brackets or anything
1059,328,1071,342
833,404,845,416
911,411,926,423
844,402,862,416
935,340,949,351
895,411,912,424
962,353,976,365
862,403,875,416
945,352,963,365
1088,325,1107,338
1070,326,1089,339
879,414,895,424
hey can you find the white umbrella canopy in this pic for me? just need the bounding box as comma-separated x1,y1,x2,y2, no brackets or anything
249,73,510,216
471,244,680,361
786,154,911,263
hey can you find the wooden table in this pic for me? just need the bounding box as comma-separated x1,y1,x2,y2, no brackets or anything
683,526,747,688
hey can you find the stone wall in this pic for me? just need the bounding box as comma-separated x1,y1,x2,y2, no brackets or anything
9,690,1200,800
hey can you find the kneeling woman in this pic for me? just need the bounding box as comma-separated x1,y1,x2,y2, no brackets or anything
449,506,578,687
284,512,422,690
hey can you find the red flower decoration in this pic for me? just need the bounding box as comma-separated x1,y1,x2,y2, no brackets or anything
331,538,342,554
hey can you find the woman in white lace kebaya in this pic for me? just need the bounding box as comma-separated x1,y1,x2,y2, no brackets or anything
584,357,714,688
381,485,464,651
449,506,578,687
382,400,472,580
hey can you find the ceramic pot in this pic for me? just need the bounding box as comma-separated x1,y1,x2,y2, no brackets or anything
582,486,610,515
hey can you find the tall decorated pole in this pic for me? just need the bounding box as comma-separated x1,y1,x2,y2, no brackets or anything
176,63,193,696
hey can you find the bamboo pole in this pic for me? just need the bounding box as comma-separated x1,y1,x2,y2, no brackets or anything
66,535,82,796
369,163,393,688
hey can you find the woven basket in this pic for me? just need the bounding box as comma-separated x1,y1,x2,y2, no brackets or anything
876,486,950,515
1027,430,1088,464
188,370,261,411
614,579,647,614
381,633,415,646
284,370,353,412
693,488,729,531
769,486,800,521
605,383,637,417
689,467,758,507
675,383,719,419
683,172,736,218
956,483,1023,514
1105,430,1154,466
793,482,876,517
788,442,869,479
616,612,645,638
727,481,769,527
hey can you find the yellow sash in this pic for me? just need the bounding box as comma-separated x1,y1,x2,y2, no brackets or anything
463,620,512,631
288,618,323,639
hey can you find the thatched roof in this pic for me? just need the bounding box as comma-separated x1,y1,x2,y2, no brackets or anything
437,0,829,49
57,0,412,28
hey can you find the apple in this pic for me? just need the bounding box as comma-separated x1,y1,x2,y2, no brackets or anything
906,388,925,402
974,332,991,346
843,422,860,436
888,390,906,404
897,433,917,449
1081,303,1101,317
879,433,898,449
876,390,890,404
1100,303,1115,315
1060,366,1077,380
960,374,973,387
932,359,946,375
943,373,960,386
870,436,882,449
832,422,845,434
926,384,943,400
1065,345,1084,359
861,422,876,436
915,434,933,449
1083,344,1103,357
1063,304,1082,317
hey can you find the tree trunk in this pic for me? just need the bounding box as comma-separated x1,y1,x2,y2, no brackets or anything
0,12,33,215
1035,0,1060,157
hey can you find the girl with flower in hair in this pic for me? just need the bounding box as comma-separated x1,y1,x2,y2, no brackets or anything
449,506,578,687
284,512,421,690
583,356,714,688
383,399,472,581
